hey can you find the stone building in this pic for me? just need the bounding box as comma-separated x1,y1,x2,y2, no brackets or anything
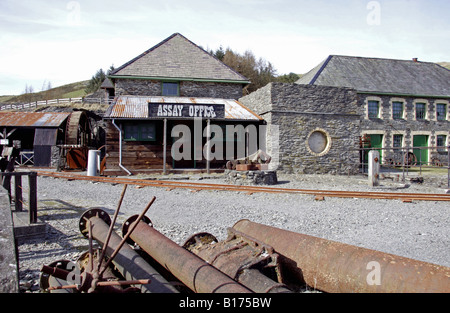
297,55,450,167
240,83,361,174
103,33,264,175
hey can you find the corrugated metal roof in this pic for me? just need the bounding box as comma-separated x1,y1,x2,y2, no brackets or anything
106,96,263,121
0,112,71,127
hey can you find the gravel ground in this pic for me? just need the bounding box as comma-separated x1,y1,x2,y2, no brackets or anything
16,170,450,292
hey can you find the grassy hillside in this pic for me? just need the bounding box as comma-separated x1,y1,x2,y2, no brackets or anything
438,62,450,70
1,80,89,104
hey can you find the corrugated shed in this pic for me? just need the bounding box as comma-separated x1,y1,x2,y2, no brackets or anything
106,96,263,121
0,112,70,127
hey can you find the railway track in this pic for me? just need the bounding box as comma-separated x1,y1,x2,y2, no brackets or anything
35,170,450,202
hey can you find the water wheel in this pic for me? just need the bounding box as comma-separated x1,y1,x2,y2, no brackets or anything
63,111,92,170
65,111,91,146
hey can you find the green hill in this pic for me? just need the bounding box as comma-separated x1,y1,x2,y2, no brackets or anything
438,62,450,70
1,80,89,104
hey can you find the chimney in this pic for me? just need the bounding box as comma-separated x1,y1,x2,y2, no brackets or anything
412,58,418,62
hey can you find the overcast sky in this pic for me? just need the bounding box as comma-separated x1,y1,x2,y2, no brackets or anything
0,0,449,95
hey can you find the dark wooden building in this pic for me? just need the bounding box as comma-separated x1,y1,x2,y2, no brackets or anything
103,33,263,175
0,111,93,169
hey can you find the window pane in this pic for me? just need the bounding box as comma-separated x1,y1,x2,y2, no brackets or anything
416,103,426,120
162,82,179,96
140,125,156,141
393,135,403,148
437,135,446,147
437,103,447,121
392,102,403,119
124,125,139,140
368,101,379,118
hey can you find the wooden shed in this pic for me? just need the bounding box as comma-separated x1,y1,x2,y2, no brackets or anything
0,111,93,169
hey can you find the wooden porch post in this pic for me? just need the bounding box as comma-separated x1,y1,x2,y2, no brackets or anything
163,118,167,175
206,119,211,174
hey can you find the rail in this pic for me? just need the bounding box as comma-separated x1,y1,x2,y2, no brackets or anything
356,145,450,188
0,97,115,111
35,170,450,202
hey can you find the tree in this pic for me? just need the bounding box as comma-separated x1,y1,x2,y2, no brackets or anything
209,46,225,61
276,72,301,83
85,68,106,94
85,65,116,94
221,48,278,94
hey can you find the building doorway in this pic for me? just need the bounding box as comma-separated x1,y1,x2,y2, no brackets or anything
413,135,429,165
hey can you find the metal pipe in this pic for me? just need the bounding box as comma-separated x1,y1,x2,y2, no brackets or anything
80,210,178,293
122,216,253,293
233,219,450,293
111,119,132,176
183,231,292,293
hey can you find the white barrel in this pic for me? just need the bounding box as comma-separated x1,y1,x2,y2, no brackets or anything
87,150,99,176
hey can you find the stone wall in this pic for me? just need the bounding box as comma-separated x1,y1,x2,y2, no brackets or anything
115,79,243,99
0,187,18,293
225,170,278,185
240,83,361,174
359,94,450,165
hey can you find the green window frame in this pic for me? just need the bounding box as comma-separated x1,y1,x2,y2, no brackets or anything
392,102,404,119
123,122,156,141
368,101,379,118
436,103,447,121
162,82,179,96
415,103,426,120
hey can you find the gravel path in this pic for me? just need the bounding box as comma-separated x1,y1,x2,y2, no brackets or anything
17,171,450,292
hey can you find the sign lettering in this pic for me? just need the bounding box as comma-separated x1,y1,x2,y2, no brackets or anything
149,103,225,119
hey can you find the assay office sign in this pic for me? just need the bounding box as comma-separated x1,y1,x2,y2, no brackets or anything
149,103,225,119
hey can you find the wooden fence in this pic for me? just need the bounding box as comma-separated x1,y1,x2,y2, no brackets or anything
1,172,38,224
0,97,115,111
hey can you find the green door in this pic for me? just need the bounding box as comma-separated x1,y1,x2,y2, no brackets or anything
413,135,428,165
364,134,383,164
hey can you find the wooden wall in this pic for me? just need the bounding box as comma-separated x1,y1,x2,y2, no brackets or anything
105,121,173,172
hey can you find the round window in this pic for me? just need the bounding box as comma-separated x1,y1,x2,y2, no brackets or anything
307,129,331,156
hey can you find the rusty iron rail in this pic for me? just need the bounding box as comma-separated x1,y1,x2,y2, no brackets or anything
233,219,450,293
36,170,450,202
121,215,253,293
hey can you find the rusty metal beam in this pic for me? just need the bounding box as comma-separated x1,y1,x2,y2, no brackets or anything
36,171,450,202
79,209,178,293
122,215,253,293
233,219,450,293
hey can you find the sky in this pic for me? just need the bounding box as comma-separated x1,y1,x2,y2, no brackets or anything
0,0,449,95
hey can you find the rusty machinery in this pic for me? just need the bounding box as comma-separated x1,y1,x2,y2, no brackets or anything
232,219,450,293
40,186,450,293
58,111,96,171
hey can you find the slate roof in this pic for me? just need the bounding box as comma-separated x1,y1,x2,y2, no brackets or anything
297,55,450,97
110,33,250,84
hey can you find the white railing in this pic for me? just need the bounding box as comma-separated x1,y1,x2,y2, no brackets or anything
0,97,83,111
0,97,115,111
